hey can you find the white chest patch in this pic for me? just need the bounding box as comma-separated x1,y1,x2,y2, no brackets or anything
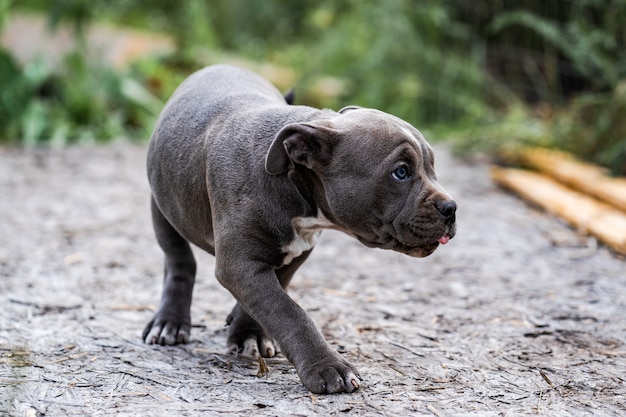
281,211,335,266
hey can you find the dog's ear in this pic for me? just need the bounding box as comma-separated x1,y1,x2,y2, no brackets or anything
265,121,337,175
283,89,295,105
338,105,362,114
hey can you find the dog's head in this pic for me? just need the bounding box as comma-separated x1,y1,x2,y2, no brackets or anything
265,107,456,258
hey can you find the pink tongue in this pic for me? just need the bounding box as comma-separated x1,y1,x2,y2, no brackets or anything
438,234,450,245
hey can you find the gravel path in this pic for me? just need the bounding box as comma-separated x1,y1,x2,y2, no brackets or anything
1,143,624,416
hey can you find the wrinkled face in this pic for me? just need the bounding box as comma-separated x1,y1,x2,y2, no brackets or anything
319,109,457,257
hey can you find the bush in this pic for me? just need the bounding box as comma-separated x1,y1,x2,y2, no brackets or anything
5,0,626,176
483,0,626,175
0,48,160,143
0,1,161,143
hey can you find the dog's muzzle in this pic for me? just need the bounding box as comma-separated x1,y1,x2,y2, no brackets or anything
436,200,457,245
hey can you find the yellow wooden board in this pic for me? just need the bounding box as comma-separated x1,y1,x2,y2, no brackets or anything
513,148,626,212
491,166,626,255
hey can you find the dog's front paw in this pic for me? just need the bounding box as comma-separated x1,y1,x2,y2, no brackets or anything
142,312,191,346
298,353,362,394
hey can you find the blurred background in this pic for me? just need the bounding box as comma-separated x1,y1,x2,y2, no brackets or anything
1,0,624,175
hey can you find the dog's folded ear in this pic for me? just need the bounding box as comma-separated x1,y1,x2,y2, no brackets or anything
265,121,337,175
338,105,362,114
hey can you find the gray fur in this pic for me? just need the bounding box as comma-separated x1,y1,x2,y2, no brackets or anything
143,65,456,394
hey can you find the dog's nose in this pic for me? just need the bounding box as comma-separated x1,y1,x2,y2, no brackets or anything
438,200,457,225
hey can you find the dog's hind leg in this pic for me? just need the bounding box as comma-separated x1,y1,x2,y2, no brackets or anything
143,196,197,345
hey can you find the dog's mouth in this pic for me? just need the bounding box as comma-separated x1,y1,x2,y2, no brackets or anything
356,230,453,258
402,223,457,257
403,232,453,258
437,233,452,245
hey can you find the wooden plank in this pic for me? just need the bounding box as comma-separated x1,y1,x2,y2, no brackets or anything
491,166,626,255
513,148,626,212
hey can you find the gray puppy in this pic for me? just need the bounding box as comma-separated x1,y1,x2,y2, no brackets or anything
143,65,457,394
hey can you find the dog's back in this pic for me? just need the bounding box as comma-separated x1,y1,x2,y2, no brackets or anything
151,65,287,147
146,65,289,251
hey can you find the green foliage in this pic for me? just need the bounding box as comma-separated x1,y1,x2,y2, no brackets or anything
0,48,159,144
162,0,501,131
3,0,626,175
45,0,95,43
0,1,162,143
479,0,626,175
551,86,626,175
4,0,495,144
290,1,495,127
490,1,626,92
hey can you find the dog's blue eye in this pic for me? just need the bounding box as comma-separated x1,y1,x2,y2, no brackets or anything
391,165,411,182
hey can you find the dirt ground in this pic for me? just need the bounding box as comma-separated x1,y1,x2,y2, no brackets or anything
1,142,625,416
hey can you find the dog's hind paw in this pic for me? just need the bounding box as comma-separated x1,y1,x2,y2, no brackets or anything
228,334,277,358
142,315,190,346
226,302,278,358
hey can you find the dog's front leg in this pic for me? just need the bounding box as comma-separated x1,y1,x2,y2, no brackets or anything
216,259,361,394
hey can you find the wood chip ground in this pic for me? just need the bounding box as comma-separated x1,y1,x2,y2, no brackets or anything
1,144,624,416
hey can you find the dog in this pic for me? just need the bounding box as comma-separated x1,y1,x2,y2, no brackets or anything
143,64,457,394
